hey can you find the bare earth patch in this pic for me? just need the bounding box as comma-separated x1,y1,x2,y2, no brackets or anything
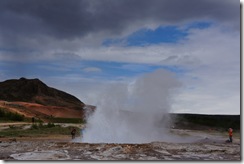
0,101,83,119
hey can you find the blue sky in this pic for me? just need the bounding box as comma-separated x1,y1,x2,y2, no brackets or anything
1,21,209,80
103,22,212,46
0,59,186,82
0,0,240,114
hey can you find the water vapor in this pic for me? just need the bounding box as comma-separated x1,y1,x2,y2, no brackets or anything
82,69,182,143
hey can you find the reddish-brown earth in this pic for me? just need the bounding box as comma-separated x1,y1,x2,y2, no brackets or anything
0,101,83,120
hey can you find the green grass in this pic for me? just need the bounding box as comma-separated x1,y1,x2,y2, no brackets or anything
48,117,84,123
0,124,81,138
0,107,25,122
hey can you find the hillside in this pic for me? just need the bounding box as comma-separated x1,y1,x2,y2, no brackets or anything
0,77,84,110
171,113,240,130
0,77,86,122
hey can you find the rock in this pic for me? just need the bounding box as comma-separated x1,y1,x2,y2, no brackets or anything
10,151,70,160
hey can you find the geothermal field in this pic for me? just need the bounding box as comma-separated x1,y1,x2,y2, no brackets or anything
0,0,240,161
0,70,241,161
0,126,240,160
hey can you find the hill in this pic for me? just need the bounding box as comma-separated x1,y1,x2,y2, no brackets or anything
170,113,240,130
0,77,84,110
0,77,86,122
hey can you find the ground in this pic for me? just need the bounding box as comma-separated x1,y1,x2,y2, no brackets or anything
0,123,240,160
0,101,83,120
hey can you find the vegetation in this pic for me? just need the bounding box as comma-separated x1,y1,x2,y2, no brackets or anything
48,117,84,124
0,107,25,122
0,123,80,138
171,114,240,130
31,122,56,129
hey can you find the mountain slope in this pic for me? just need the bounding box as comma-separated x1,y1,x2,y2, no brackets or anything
0,77,84,110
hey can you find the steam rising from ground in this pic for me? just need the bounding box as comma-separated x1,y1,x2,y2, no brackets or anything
82,69,182,143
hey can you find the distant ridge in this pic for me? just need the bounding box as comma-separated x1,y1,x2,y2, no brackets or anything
0,77,84,110
170,113,240,130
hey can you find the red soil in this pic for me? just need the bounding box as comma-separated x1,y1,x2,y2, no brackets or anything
0,100,83,120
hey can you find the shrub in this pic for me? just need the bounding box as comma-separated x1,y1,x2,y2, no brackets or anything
9,125,17,129
9,112,24,121
46,122,55,128
0,108,25,121
30,122,56,130
38,122,44,128
0,108,5,117
31,124,39,129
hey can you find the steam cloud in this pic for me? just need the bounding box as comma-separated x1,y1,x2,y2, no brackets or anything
82,69,182,143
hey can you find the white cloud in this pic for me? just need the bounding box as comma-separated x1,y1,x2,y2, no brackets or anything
0,25,239,115
170,27,240,114
76,26,239,114
82,67,102,73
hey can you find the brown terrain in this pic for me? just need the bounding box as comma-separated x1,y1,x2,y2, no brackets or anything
0,77,86,121
0,77,84,108
0,101,83,120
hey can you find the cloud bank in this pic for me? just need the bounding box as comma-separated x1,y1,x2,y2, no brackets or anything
0,0,239,50
0,0,240,115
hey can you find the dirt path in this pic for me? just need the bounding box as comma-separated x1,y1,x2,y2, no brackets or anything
0,122,31,126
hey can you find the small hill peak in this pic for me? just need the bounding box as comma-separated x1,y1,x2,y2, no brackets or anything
0,78,84,110
19,77,27,80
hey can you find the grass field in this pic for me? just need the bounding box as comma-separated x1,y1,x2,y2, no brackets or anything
0,123,81,138
48,117,84,124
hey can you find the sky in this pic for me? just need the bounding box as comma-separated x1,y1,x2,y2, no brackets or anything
0,0,240,115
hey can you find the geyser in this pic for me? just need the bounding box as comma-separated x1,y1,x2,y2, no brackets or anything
82,69,181,143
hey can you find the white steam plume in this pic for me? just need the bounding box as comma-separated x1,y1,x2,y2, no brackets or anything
82,69,182,143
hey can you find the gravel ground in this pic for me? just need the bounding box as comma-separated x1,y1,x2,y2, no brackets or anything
0,130,240,161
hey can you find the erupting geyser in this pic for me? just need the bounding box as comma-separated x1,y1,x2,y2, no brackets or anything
82,69,181,143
